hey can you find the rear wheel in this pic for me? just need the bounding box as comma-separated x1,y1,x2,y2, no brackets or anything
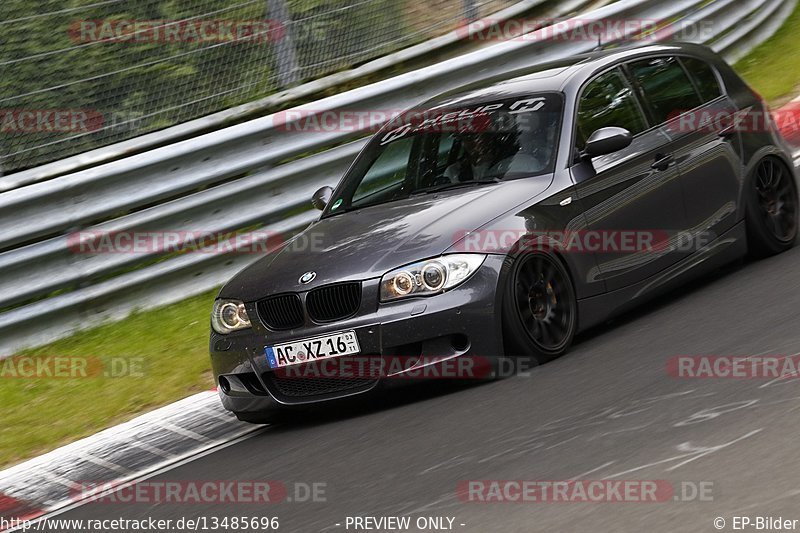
502,252,577,365
746,158,798,257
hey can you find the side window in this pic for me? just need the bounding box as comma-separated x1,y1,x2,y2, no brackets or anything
352,136,413,205
576,69,647,148
679,57,722,102
627,56,703,124
436,134,456,168
413,132,460,189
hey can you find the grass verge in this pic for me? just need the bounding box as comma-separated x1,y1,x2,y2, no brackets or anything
0,291,217,469
734,0,800,106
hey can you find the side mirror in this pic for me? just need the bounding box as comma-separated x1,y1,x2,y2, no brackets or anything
582,127,633,159
311,186,333,211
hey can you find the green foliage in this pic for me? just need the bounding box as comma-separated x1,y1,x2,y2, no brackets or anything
0,0,410,172
0,290,218,469
735,0,800,104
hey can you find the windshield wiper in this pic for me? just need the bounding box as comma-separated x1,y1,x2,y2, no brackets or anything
412,178,502,195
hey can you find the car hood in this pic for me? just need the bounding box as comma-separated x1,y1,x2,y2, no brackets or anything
220,176,554,300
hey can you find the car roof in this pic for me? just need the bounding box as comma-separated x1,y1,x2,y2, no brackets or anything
422,41,719,109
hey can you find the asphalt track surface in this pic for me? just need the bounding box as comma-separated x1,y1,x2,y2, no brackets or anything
49,245,800,533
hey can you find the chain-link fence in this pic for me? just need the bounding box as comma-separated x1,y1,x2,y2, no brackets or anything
0,0,520,175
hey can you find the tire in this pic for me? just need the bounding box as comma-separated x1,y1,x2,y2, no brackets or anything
501,251,578,365
746,157,799,258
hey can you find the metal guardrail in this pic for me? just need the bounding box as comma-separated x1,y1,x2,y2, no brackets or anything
2,0,531,175
1,0,575,192
0,0,796,356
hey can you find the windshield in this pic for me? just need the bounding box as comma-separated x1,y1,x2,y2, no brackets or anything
325,93,563,215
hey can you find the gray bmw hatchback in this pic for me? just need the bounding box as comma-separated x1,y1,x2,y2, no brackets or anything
210,42,798,423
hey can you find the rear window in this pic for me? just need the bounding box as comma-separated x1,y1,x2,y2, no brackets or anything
679,57,723,102
627,56,703,124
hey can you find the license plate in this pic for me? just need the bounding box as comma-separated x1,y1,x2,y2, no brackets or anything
265,330,360,369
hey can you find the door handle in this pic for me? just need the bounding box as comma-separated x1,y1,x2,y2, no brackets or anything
652,153,674,171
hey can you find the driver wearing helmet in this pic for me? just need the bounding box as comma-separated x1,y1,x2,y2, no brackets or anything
443,110,549,182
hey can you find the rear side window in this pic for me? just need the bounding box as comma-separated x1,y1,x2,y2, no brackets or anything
679,57,722,102
576,69,647,148
627,56,703,124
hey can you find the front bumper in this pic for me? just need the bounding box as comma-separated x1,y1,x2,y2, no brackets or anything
210,255,506,414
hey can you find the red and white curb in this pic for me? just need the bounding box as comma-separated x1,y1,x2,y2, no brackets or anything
0,390,260,528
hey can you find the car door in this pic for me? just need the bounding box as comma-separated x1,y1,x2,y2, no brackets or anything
570,66,689,292
625,55,742,244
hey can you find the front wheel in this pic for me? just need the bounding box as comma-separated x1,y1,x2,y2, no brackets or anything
746,157,798,258
502,252,577,365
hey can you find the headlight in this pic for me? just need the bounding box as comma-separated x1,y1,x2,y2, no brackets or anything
380,254,486,302
211,299,251,334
